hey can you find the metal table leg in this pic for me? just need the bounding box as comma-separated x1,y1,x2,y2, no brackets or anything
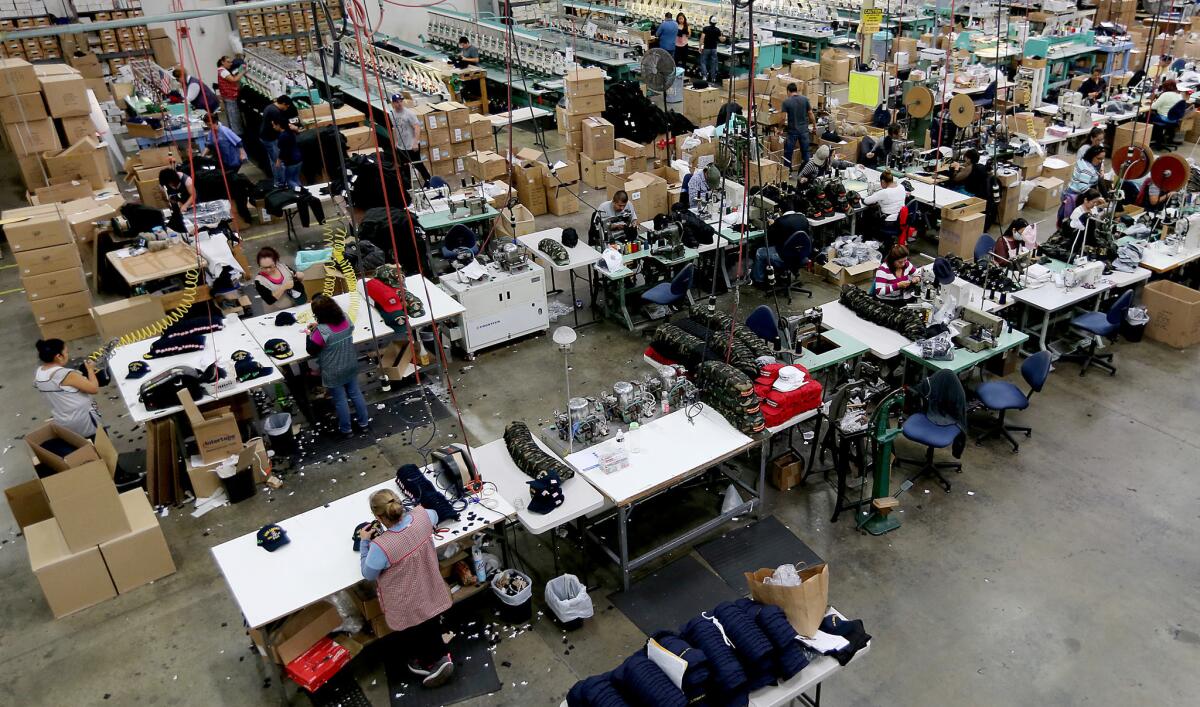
617,504,631,590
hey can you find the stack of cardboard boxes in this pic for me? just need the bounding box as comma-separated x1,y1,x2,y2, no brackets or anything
558,67,606,162
937,198,988,260
510,147,548,216
417,100,478,179
4,202,93,340
508,147,580,216
682,86,721,126
579,116,615,188
1094,0,1137,27
9,423,175,618
123,145,178,209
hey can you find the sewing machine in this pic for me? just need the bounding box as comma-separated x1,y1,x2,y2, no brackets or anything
489,239,530,272
448,195,488,218
410,185,451,214
648,221,686,260
780,308,823,352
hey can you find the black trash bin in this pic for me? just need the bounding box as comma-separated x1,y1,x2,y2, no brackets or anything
1120,319,1146,342
263,412,296,456
218,463,256,503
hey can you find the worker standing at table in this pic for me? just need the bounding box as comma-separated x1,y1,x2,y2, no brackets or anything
359,488,455,688
306,295,370,439
254,247,305,312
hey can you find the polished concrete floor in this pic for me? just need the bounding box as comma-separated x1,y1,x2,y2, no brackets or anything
0,117,1198,707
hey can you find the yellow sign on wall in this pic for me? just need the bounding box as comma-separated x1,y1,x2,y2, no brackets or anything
861,8,883,34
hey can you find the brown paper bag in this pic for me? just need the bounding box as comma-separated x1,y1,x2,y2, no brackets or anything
745,563,829,637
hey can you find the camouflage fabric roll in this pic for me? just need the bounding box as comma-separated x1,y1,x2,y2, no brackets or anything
539,238,570,266
504,421,575,480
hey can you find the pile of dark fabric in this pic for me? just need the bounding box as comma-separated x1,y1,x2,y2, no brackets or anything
567,599,870,707
394,463,460,521
601,80,696,143
839,284,926,340
259,184,326,228
943,255,1022,293
696,361,766,436
688,304,774,359
348,151,409,210
357,207,431,276
296,125,349,185
191,156,255,221
503,421,574,480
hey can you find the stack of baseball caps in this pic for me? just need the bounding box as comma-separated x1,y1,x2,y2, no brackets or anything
753,363,823,427
696,360,766,436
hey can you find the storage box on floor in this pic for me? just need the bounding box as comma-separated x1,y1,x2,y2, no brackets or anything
937,198,987,259
511,147,582,216
2,203,94,339
1141,280,1200,348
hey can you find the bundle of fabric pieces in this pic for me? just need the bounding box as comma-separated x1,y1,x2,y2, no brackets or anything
839,284,927,341
602,81,696,144
566,599,870,707
696,361,766,436
647,322,763,380
943,255,1021,293
753,363,823,427
503,421,572,514
688,304,774,360
394,463,460,521
141,300,227,360
828,235,882,268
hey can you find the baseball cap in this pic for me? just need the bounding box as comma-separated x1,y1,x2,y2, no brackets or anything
127,361,151,379
772,366,806,393
264,338,293,360
274,311,297,326
527,471,564,514
256,523,290,551
390,93,403,102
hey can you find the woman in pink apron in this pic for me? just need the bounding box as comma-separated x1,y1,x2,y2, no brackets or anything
359,489,455,687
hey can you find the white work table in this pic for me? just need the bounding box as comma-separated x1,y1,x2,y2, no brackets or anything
749,611,871,707
517,228,603,271
471,438,606,536
817,301,911,360
108,315,284,424
1011,267,1150,350
860,166,969,210
1137,241,1200,273
211,466,515,629
240,275,464,363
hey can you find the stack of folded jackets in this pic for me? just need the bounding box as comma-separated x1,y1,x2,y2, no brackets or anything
752,363,823,427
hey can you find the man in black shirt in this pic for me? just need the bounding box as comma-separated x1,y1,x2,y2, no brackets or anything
753,198,811,283
1078,66,1107,102
949,148,988,199
782,83,815,170
700,17,724,83
260,95,299,187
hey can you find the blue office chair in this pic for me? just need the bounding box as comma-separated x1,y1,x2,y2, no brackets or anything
441,224,480,259
1059,289,1134,376
973,234,996,262
428,176,449,190
974,351,1053,452
642,264,695,310
777,231,815,302
745,305,781,349
1170,58,1188,72
972,81,996,109
895,370,966,493
1151,100,1188,151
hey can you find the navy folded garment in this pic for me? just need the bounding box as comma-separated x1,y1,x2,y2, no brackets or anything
819,613,871,666
566,674,632,707
611,653,687,707
394,463,460,521
736,598,810,680
682,616,749,707
713,602,777,691
650,631,711,705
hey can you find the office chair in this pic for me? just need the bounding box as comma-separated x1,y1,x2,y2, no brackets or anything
745,305,781,349
1151,100,1188,151
1170,58,1188,72
895,370,966,493
974,351,1053,452
777,231,815,302
441,224,480,259
973,234,996,262
428,176,449,190
973,81,997,109
1059,289,1134,376
641,263,695,310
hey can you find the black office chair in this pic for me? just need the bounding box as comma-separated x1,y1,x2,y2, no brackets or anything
1059,290,1135,376
776,230,815,302
1151,100,1188,151
973,81,997,109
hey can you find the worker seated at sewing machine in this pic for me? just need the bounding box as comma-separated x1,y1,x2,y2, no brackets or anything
599,190,638,226
859,124,905,169
993,218,1038,265
752,197,810,285
1079,66,1108,102
1068,146,1108,196
947,149,988,199
1064,188,1106,246
1126,175,1174,212
873,244,918,306
797,145,854,185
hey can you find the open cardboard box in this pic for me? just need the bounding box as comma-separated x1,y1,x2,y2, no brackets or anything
24,421,116,475
178,389,242,464
39,459,130,553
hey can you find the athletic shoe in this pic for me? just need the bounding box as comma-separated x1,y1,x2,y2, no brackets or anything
422,655,454,688
407,661,431,677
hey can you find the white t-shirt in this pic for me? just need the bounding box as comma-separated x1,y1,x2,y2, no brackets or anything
863,184,905,221
218,67,234,82
1069,205,1090,230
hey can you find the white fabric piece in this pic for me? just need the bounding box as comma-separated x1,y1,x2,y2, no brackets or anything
646,639,688,689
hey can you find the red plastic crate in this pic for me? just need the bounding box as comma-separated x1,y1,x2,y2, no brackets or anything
285,637,350,693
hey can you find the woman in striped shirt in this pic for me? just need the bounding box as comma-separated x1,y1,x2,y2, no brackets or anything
874,244,917,305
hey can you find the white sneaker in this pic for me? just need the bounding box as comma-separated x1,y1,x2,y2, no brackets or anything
422,654,455,688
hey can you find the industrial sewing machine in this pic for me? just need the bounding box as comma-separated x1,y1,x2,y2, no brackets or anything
648,219,686,260
780,308,823,352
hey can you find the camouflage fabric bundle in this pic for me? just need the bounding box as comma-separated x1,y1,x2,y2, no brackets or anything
651,323,708,369
705,327,761,379
504,421,575,480
839,284,926,340
687,304,774,358
539,238,570,266
696,361,766,436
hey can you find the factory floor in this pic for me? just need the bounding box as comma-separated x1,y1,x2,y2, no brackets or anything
0,119,1198,707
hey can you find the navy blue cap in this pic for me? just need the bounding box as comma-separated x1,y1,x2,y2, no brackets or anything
257,523,290,551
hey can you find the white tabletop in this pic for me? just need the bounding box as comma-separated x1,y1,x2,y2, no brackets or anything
860,167,969,210
487,106,551,127
564,405,754,506
471,438,606,535
1011,279,1108,312
108,316,284,423
240,275,464,364
517,227,603,273
817,301,911,360
211,465,515,629
1138,241,1200,273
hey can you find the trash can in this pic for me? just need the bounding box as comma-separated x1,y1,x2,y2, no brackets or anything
491,569,533,623
216,460,256,503
544,574,594,630
1121,305,1149,342
263,412,296,456
666,67,684,103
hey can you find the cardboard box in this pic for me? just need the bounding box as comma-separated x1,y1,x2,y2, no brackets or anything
65,202,117,243
38,73,89,118
14,242,80,277
3,206,70,252
1141,280,1200,348
997,184,1021,225
90,295,166,341
580,153,614,188
623,171,669,219
448,140,473,158
43,140,112,189
1013,153,1043,180
99,490,176,593
31,181,95,206
941,196,986,221
581,116,614,160
820,137,859,162
4,117,61,156
539,159,580,187
1041,157,1073,184
432,100,469,128
510,160,547,216
468,113,492,142
5,478,52,529
820,54,852,83
40,459,130,553
448,124,472,145
417,104,448,131
564,66,605,98
26,517,117,618
789,60,819,81
564,92,605,116
424,125,450,147
495,204,535,238
0,92,47,123
545,183,580,216
270,601,342,665
179,389,243,463
37,313,97,341
556,105,586,134
17,153,48,190
58,114,96,144
464,150,508,182
822,260,879,287
30,290,92,324
24,421,101,473
1113,121,1152,155
340,125,374,152
938,212,986,259
68,53,104,79
150,36,176,68
378,339,417,382
614,138,647,159
184,454,225,499
0,58,39,97
768,451,805,490
1026,176,1064,211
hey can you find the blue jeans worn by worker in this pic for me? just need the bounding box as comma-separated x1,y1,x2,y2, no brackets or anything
784,128,810,168
262,138,284,187
328,377,370,433
223,98,242,134
283,163,302,189
701,48,719,82
753,246,786,283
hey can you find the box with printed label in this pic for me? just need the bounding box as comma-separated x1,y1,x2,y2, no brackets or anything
448,124,472,144
432,101,469,128
0,58,39,97
2,205,70,252
581,116,614,160
564,66,605,98
21,267,87,301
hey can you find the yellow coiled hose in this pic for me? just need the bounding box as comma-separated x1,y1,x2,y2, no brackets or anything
323,224,360,323
87,268,201,362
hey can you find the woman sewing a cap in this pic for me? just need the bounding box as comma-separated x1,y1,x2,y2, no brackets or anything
359,488,456,688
